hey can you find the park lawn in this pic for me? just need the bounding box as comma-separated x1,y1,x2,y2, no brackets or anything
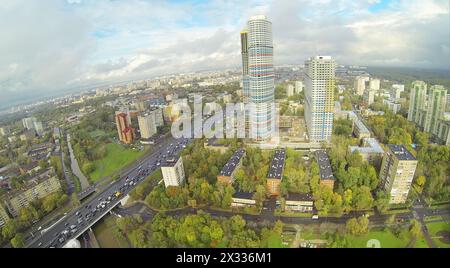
426,221,450,248
267,233,287,248
347,230,410,248
413,233,429,248
89,143,146,182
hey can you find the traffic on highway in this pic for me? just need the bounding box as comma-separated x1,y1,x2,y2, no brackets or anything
28,136,191,248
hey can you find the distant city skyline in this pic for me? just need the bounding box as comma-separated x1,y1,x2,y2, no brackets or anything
1,0,449,110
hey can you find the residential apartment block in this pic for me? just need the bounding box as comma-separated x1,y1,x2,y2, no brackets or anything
161,156,185,187
379,145,417,204
217,149,245,185
304,56,336,142
2,169,62,217
267,149,286,196
315,150,335,190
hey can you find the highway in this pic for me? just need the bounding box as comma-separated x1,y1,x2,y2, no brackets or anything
27,136,191,248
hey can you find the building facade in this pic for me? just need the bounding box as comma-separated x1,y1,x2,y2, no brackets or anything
3,169,62,217
22,117,37,130
407,81,428,123
304,56,336,142
295,81,304,94
424,85,447,134
355,76,369,96
138,113,157,139
115,112,134,144
0,204,10,228
240,29,250,104
161,156,185,187
247,15,275,141
379,145,417,204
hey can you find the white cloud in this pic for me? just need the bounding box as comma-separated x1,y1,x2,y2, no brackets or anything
0,0,449,109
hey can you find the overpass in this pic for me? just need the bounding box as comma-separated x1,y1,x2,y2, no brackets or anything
27,136,191,248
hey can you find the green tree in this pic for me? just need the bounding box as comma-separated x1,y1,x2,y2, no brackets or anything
11,233,25,248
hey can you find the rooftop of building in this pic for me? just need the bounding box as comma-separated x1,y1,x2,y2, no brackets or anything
314,150,334,181
219,149,245,177
349,138,384,154
286,192,313,202
232,191,254,200
388,144,416,161
1,168,57,199
267,149,286,180
162,155,181,167
355,119,370,134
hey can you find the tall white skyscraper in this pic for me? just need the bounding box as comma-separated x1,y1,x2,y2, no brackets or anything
304,56,336,142
247,15,275,141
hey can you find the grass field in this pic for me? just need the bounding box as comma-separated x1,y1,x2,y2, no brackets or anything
426,221,450,248
89,143,145,182
347,229,412,248
267,234,287,248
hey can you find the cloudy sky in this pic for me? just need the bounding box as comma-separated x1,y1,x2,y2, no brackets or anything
0,0,449,109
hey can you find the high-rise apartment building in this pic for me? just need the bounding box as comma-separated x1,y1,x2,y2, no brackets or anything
391,84,405,99
241,29,249,104
33,121,44,136
304,56,336,142
161,156,185,187
379,145,417,204
424,85,447,133
354,76,369,96
115,112,134,144
369,78,380,91
247,15,275,141
138,113,157,139
286,84,295,97
295,81,304,93
364,89,376,105
22,117,37,130
407,81,428,123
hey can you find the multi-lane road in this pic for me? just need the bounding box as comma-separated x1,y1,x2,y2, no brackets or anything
28,136,191,248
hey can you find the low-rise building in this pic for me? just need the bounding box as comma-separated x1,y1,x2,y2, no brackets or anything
315,150,335,190
278,192,314,212
267,149,286,196
217,149,245,185
161,156,185,187
231,192,256,207
349,138,385,167
353,118,371,140
203,138,229,154
379,145,418,204
2,169,62,217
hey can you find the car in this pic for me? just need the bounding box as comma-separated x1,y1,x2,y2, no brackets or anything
312,215,319,220
70,225,77,230
78,218,83,224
